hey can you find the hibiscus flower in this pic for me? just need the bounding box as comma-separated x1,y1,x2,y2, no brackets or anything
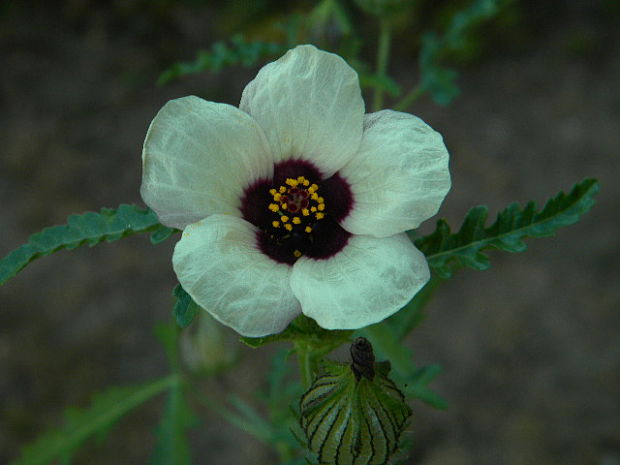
141,45,450,337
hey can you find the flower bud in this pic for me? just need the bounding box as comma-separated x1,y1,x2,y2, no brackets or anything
299,338,411,465
180,313,238,375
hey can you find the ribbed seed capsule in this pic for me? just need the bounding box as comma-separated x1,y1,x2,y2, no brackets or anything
299,339,411,465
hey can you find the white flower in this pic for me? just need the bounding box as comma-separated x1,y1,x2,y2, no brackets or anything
141,45,450,337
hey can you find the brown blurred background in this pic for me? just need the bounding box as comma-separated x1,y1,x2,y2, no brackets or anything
1,0,619,464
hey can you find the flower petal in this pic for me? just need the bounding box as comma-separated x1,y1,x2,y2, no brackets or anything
173,214,301,337
141,96,273,229
339,110,451,237
290,233,429,330
240,45,364,178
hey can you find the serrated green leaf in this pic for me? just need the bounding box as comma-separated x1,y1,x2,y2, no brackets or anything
150,382,195,465
157,34,288,85
417,178,600,278
419,0,510,104
172,285,201,328
150,225,178,245
0,204,167,286
11,376,177,465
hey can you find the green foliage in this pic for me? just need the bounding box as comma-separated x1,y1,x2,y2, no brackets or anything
11,376,177,465
353,0,412,19
308,0,353,38
150,225,177,244
150,382,195,465
358,69,402,97
157,34,288,85
172,284,201,328
416,178,600,278
299,358,411,465
0,204,173,286
360,324,447,410
241,315,352,355
419,0,511,104
151,322,196,465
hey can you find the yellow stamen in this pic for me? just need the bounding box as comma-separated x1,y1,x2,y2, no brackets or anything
310,206,317,213
317,203,325,211
279,186,286,193
284,223,293,231
297,176,305,183
303,179,310,186
269,188,277,196
292,217,301,224
268,203,279,212
285,178,298,187
315,212,325,220
281,215,289,223
293,250,302,258
281,203,287,210
308,184,318,193
301,208,310,216
311,193,319,201
317,196,325,204
305,226,312,233
272,221,280,228
273,193,281,202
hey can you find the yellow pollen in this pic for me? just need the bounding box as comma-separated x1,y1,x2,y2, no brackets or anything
284,223,293,231
315,212,325,220
308,184,318,193
269,188,277,196
293,250,302,258
311,193,319,201
305,226,312,233
279,186,286,193
297,176,305,183
281,203,287,210
268,203,279,212
285,178,298,187
317,203,325,211
273,193,282,202
317,196,325,204
303,179,310,186
292,217,301,224
281,215,289,223
310,206,317,213
272,220,280,228
301,208,310,216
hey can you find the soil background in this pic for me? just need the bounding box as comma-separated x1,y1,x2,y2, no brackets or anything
1,1,619,464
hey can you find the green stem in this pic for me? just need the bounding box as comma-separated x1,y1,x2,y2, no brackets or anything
373,18,392,112
394,84,424,111
296,343,314,389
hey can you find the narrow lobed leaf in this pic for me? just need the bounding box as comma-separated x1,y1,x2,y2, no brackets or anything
416,178,600,278
0,204,173,286
419,0,511,104
157,34,288,85
150,381,196,465
11,376,177,465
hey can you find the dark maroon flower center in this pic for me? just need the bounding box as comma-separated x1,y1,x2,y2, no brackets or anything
240,159,354,265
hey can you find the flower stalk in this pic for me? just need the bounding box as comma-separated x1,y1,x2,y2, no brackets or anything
373,18,392,111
